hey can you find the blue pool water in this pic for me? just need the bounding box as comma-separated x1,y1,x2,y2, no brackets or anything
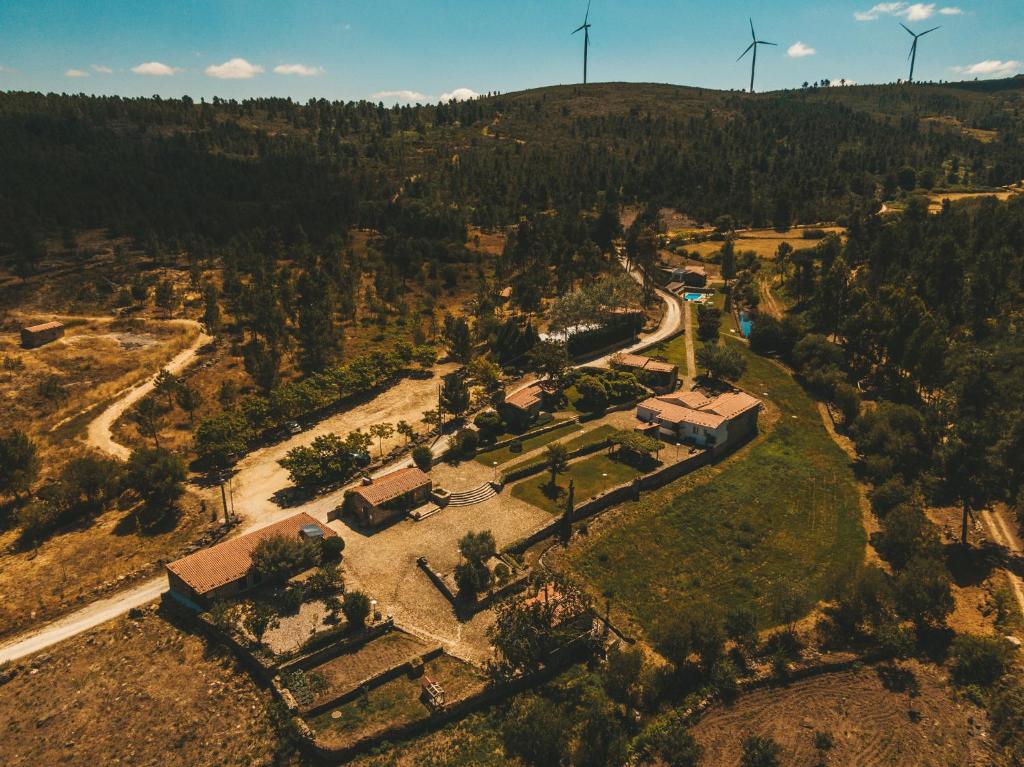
684,293,704,302
739,311,753,338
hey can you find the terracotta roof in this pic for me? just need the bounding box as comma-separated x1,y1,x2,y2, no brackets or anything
504,383,546,411
639,397,726,429
613,353,678,375
639,390,762,430
684,265,707,276
659,391,713,409
166,513,335,596
23,321,64,333
497,286,513,299
703,391,762,420
351,466,431,507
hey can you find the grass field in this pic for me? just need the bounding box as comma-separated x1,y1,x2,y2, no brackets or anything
511,452,657,516
502,424,619,475
562,343,865,636
679,226,845,260
310,654,486,748
641,333,688,375
474,420,577,466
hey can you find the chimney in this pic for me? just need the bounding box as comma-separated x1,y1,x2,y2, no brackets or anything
362,476,373,486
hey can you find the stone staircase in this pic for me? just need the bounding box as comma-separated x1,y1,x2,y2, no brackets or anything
445,483,498,507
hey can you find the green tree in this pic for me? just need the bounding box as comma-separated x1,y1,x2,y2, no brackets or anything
251,534,320,585
154,279,178,316
440,372,471,419
153,369,180,409
528,339,570,386
501,695,567,767
696,343,747,383
950,635,1013,687
243,602,280,648
201,282,221,334
442,314,473,364
342,590,372,630
0,429,40,500
720,238,736,288
194,411,251,469
396,420,416,444
62,455,122,509
175,384,203,426
632,710,702,767
368,422,395,456
455,530,497,597
123,447,186,514
544,442,569,489
129,397,164,449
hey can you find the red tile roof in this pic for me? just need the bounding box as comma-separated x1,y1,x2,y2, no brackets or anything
351,466,431,507
613,353,678,375
703,391,762,420
166,513,335,596
638,390,762,430
504,383,546,411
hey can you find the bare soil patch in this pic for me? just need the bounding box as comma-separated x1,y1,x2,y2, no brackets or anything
692,661,994,767
0,609,278,767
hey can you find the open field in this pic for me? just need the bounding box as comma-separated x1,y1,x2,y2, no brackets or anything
309,654,487,748
0,609,278,767
676,226,846,261
0,493,212,640
511,451,657,516
925,186,1024,212
693,662,993,767
559,345,865,637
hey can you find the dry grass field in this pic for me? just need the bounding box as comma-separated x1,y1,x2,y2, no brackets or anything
678,226,846,261
0,610,279,767
692,662,994,767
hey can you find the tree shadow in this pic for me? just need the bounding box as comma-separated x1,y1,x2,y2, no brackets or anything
944,541,1001,588
876,663,920,697
113,502,183,537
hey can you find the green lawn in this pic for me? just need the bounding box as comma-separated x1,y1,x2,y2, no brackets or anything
564,342,865,635
511,452,658,515
502,424,620,475
643,333,689,375
310,655,485,748
475,420,578,466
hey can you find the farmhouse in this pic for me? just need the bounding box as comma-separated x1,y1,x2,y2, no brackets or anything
20,321,64,349
501,382,553,424
636,390,761,454
347,466,433,527
610,353,679,394
670,265,708,287
165,512,336,607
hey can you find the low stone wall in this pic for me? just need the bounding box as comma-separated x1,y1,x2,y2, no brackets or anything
500,437,612,484
303,644,445,719
308,639,595,763
278,619,395,673
416,556,530,617
482,417,578,452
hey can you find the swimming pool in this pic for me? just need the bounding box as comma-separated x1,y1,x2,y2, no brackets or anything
739,311,753,338
683,293,705,302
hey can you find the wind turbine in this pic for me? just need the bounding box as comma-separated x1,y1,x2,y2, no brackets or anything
572,0,592,85
901,23,940,82
737,19,777,94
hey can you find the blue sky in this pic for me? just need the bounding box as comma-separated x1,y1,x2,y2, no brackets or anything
0,1,1021,102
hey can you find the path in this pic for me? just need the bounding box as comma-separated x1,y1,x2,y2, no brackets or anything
682,300,697,385
980,507,1024,621
86,320,210,460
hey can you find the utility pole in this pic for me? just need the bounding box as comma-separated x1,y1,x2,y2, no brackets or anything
220,481,229,523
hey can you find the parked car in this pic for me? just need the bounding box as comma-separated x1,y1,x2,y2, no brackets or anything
285,420,302,435
349,450,371,468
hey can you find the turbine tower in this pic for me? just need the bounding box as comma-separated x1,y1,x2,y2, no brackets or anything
572,0,593,84
737,18,777,94
901,23,940,82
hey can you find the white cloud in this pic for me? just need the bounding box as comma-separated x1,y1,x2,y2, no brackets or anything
787,42,816,58
439,87,480,102
65,69,89,78
952,59,1022,78
372,89,429,103
0,65,15,73
273,63,323,76
91,64,113,74
205,58,263,79
131,61,181,76
854,2,961,21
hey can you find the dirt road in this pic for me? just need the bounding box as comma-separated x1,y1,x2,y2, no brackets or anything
981,507,1024,620
86,320,209,460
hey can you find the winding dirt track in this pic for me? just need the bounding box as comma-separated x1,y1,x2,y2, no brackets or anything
86,320,210,460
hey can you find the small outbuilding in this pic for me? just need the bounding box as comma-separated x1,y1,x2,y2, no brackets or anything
21,321,64,349
500,382,553,425
670,265,708,287
611,353,679,394
346,466,433,528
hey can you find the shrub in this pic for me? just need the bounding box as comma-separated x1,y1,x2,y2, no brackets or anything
321,535,345,561
950,635,1013,687
575,374,610,411
741,735,781,767
474,410,504,442
342,590,372,630
251,534,320,585
412,445,433,471
509,438,523,454
281,585,305,613
455,428,479,456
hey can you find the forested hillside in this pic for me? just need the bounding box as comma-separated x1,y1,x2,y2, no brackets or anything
2,79,1023,267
